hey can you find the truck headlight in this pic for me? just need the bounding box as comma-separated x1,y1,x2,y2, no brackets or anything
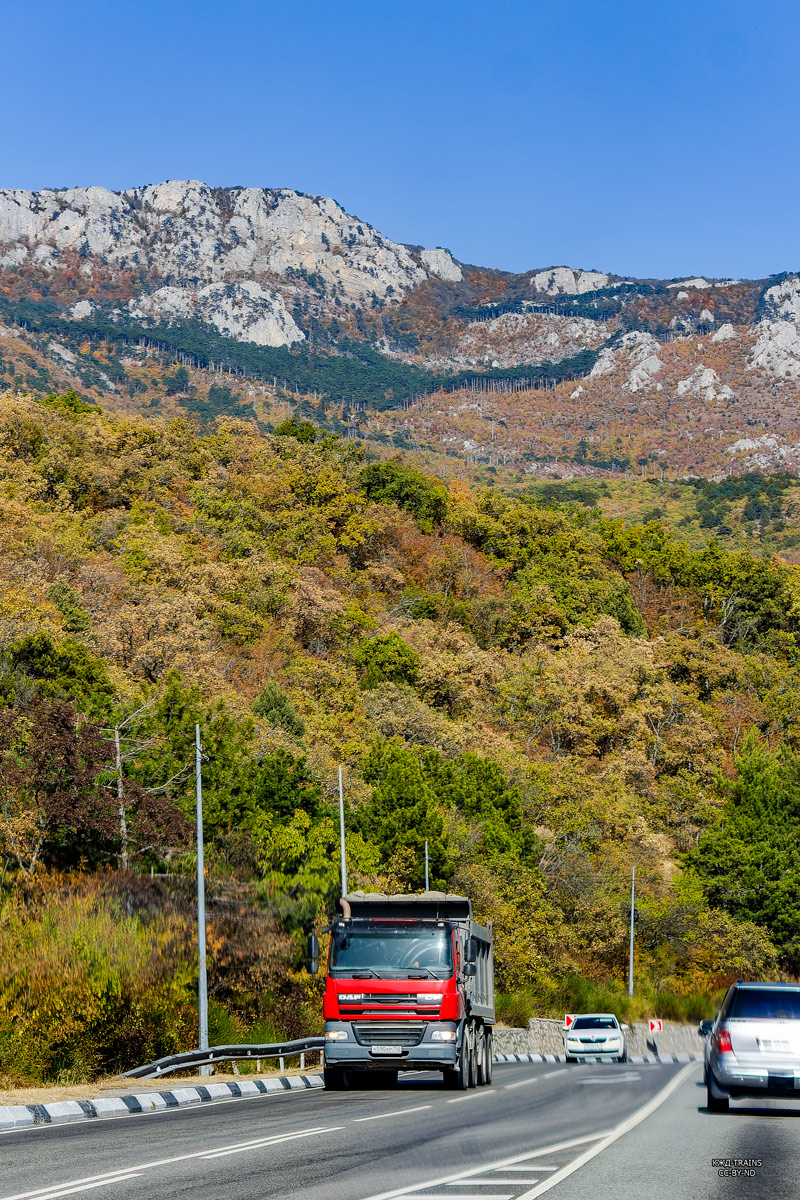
325,1030,349,1041
431,1030,456,1042
338,994,364,1002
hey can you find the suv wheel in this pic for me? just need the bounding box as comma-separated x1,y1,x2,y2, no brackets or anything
707,1085,729,1113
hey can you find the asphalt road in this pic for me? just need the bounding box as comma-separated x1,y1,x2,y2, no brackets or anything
0,1060,795,1200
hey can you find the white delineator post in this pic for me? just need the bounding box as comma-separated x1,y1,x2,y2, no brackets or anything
195,724,210,1073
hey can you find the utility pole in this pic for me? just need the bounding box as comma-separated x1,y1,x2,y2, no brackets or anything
195,724,210,1073
628,865,636,999
424,840,430,891
338,765,348,897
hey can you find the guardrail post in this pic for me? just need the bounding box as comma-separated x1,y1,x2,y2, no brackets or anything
279,1056,285,1073
300,1052,305,1070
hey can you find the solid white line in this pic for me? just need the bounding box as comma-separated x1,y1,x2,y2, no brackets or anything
359,1132,612,1200
512,1062,699,1199
0,1125,341,1200
399,1195,513,1200
12,1176,144,1200
201,1126,340,1158
354,1105,431,1123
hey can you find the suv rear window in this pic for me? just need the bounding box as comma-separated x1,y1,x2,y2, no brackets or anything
729,989,800,1020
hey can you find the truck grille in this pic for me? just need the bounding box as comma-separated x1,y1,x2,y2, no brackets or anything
354,1024,425,1048
339,993,441,1018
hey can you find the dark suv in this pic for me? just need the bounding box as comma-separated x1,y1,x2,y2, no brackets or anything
703,981,800,1112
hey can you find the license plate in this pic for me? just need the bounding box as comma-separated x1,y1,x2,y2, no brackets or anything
371,1044,402,1055
760,1040,790,1051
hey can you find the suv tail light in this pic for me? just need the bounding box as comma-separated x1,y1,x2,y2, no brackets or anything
714,1029,733,1054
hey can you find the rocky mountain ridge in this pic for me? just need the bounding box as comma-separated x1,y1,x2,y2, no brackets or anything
2,179,800,478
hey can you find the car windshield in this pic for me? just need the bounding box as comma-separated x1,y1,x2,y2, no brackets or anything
330,925,453,978
729,990,800,1020
571,1017,618,1030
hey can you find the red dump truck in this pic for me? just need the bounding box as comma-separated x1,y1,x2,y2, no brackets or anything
310,890,495,1090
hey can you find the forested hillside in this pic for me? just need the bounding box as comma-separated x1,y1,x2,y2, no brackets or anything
1,389,798,1085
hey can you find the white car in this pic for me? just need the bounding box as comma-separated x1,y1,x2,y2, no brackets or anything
564,1013,627,1062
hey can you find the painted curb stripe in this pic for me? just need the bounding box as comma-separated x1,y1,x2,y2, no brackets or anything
3,1074,325,1132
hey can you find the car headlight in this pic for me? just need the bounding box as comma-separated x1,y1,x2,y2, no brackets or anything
338,994,364,1002
325,1030,349,1041
431,1029,456,1042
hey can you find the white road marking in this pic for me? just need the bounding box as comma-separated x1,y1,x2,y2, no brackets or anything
511,1062,698,1199
541,1070,568,1080
578,1073,641,1085
446,1092,495,1103
359,1132,612,1200
504,1077,539,1090
0,1126,342,1200
354,1105,431,1123
6,1177,144,1200
400,1195,513,1200
201,1126,334,1158
493,1167,558,1172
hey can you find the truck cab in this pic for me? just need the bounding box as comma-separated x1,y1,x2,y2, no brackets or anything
319,890,494,1090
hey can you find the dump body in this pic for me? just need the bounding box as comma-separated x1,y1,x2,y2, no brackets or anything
322,891,494,1087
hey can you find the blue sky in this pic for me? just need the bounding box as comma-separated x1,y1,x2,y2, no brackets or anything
3,0,798,279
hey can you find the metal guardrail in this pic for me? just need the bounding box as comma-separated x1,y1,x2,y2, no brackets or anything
123,1036,325,1080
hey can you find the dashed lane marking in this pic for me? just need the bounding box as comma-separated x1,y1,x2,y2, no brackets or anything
0,1126,343,1200
354,1105,432,1123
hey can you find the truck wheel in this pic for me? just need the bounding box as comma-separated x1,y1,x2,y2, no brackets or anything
476,1030,487,1086
484,1031,493,1085
324,1066,350,1090
468,1038,479,1088
444,1031,471,1090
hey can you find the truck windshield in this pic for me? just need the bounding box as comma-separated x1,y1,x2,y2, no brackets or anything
330,925,453,978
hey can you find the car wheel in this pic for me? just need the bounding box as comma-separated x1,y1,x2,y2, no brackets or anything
707,1086,729,1113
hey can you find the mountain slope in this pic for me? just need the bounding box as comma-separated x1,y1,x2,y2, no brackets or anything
2,179,800,477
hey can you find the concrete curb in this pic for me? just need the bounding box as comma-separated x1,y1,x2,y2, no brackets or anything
492,1052,704,1065
0,1073,324,1132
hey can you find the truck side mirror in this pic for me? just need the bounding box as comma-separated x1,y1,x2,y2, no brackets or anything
463,962,477,977
308,932,320,976
465,937,477,963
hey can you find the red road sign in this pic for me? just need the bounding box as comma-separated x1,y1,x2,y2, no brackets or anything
564,1014,576,1029
648,1019,663,1034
